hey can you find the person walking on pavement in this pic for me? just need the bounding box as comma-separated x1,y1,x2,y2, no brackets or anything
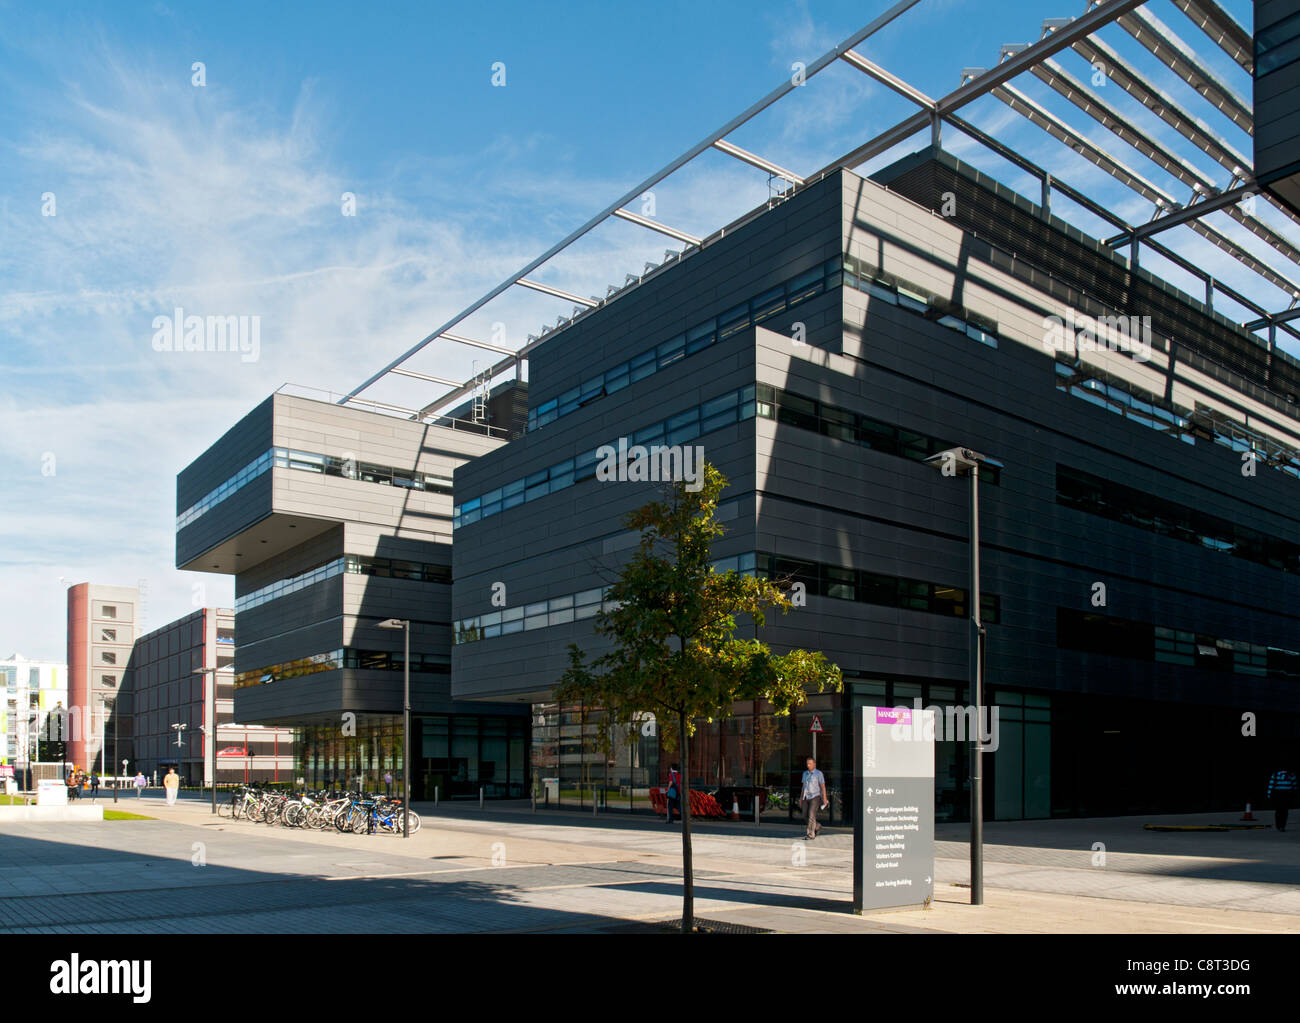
664,763,682,823
384,770,393,797
90,771,99,802
134,771,146,799
1268,765,1297,832
800,756,828,840
163,767,180,806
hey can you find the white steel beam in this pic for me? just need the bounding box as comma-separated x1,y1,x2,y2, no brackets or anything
711,139,805,185
342,0,923,405
610,208,702,245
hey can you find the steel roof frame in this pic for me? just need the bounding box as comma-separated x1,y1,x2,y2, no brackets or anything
343,0,1300,420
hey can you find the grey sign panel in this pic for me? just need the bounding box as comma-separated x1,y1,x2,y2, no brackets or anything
853,706,935,912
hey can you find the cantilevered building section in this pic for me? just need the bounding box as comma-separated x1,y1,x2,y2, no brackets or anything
175,390,529,798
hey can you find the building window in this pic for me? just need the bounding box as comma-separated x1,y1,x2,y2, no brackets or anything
101,675,117,687
101,605,117,619
101,628,116,642
101,651,117,665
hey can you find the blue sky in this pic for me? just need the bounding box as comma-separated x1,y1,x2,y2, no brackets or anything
0,0,1283,660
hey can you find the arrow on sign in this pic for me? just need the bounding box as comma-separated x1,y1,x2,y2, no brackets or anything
925,876,932,885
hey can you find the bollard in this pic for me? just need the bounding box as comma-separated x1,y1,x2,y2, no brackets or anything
531,792,536,813
593,792,598,816
479,787,484,809
434,786,439,807
753,798,760,824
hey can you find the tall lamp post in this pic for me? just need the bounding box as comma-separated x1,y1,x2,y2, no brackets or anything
101,695,118,803
924,446,1000,906
170,723,187,793
376,618,411,838
194,666,219,815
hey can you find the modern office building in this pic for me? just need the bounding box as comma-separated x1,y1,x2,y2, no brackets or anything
175,0,1300,821
448,147,1300,822
66,582,140,774
125,607,293,785
175,389,530,798
0,653,66,771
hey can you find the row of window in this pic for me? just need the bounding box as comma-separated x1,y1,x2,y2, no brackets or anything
1054,360,1300,481
236,554,455,613
1056,465,1300,575
454,552,999,646
526,253,1002,436
1057,608,1300,680
752,553,1001,623
455,384,759,528
455,587,616,643
274,449,454,493
177,450,275,528
839,252,999,348
178,448,455,529
754,383,1003,484
457,380,1000,529
234,648,452,689
528,256,844,433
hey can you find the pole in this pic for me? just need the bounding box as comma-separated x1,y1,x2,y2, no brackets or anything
209,668,217,815
113,706,119,803
402,623,410,839
98,701,105,795
969,463,984,906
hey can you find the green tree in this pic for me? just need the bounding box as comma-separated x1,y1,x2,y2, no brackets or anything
556,462,842,932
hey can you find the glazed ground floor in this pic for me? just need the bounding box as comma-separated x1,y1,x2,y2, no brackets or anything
280,678,1296,822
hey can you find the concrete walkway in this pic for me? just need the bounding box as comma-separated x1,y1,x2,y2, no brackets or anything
0,796,1295,933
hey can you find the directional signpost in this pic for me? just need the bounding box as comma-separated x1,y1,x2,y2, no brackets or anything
853,706,935,913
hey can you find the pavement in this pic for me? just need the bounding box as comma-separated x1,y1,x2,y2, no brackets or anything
0,793,1296,933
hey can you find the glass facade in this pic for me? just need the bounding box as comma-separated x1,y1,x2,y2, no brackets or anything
293,712,527,799
528,680,1053,824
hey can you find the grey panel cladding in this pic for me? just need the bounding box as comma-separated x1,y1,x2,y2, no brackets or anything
1255,1,1300,188
525,172,845,408
177,395,273,512
236,527,344,594
455,325,763,500
177,472,274,568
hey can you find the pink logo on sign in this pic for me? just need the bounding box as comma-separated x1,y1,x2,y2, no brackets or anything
875,707,912,725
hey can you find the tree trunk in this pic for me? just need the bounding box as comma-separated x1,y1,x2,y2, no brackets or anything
679,708,693,934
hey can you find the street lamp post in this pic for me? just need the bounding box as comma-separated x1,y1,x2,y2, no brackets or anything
101,696,118,803
194,666,219,815
924,446,1001,907
170,723,187,794
376,618,411,838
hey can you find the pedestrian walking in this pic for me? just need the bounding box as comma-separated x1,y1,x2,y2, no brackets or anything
384,770,393,796
134,771,146,799
1268,765,1297,833
799,756,828,840
66,770,79,801
664,763,682,823
163,768,180,806
90,772,99,801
